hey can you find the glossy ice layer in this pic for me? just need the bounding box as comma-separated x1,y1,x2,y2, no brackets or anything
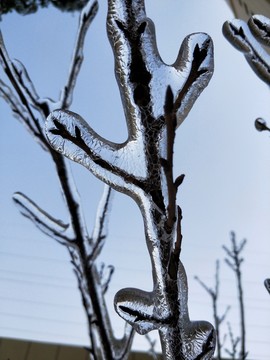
223,15,270,85
46,1,215,358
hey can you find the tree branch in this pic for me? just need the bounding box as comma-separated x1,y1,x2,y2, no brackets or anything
223,232,247,360
46,1,215,359
12,192,73,245
60,0,98,108
223,16,270,85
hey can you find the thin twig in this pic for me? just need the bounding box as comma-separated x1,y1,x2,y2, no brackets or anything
223,232,247,360
195,260,229,360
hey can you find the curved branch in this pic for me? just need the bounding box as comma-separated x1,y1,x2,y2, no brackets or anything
90,185,113,262
46,109,147,196
13,192,73,245
223,18,270,85
60,0,99,108
248,15,270,47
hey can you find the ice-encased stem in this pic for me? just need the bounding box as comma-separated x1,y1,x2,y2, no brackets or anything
46,0,216,358
223,15,270,86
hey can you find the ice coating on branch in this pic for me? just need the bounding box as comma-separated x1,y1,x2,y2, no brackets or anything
60,0,98,108
107,0,213,129
1,3,136,358
13,192,71,245
45,1,215,358
46,109,148,200
265,279,270,295
12,59,39,102
46,0,213,204
248,15,270,47
223,16,270,85
115,261,215,359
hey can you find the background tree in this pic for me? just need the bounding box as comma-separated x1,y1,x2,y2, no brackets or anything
0,1,134,359
195,260,230,360
223,232,247,360
195,232,248,360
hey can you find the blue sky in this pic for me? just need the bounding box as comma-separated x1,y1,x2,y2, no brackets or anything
0,0,270,358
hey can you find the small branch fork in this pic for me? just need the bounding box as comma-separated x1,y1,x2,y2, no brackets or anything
224,322,240,360
45,0,215,359
0,1,134,359
195,260,230,360
223,232,248,360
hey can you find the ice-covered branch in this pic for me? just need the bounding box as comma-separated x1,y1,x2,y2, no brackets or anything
0,78,47,151
46,1,215,358
12,192,73,245
264,279,270,295
1,2,135,358
224,14,270,309
60,0,98,108
90,185,113,262
46,109,145,197
0,32,49,148
99,263,114,294
107,0,213,131
254,117,270,132
223,16,270,85
46,0,214,207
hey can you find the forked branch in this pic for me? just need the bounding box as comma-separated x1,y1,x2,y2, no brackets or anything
1,1,134,359
45,1,215,359
223,232,247,360
195,260,230,360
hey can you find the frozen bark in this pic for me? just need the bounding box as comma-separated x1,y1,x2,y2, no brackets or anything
46,1,216,359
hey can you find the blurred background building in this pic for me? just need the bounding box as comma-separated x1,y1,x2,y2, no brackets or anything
225,0,270,19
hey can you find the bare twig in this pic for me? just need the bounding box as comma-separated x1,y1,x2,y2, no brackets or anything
195,260,230,360
225,322,240,360
223,232,248,360
145,334,159,360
